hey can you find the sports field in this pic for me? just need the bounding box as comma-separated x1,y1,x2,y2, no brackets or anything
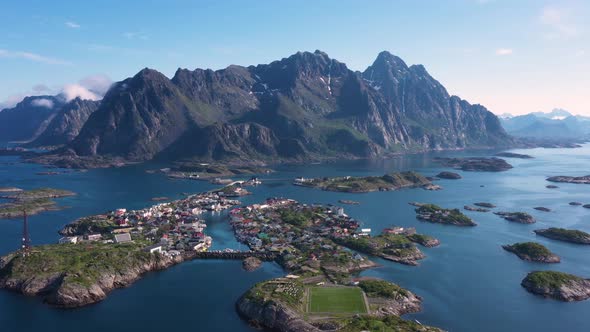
308,287,367,314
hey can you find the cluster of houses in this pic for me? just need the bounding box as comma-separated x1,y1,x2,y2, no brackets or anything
229,198,368,266
58,191,241,255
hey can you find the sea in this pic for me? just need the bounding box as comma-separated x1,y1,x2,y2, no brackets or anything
1,144,589,332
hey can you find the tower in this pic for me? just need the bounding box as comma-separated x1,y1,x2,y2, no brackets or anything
22,210,31,256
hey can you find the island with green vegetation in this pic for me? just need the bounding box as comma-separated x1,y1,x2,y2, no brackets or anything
0,187,76,218
156,162,272,181
435,171,462,179
293,171,434,193
333,229,439,266
494,211,536,224
495,152,534,159
502,242,560,263
521,271,590,301
464,205,490,212
414,204,476,226
434,157,513,172
236,277,443,332
546,175,590,185
0,242,182,307
474,202,496,208
534,228,590,244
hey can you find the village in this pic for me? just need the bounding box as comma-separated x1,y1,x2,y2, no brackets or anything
228,198,384,279
58,190,243,256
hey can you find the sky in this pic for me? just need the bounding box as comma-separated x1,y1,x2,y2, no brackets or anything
0,0,588,115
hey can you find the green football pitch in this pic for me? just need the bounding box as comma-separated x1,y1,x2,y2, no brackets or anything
308,287,367,314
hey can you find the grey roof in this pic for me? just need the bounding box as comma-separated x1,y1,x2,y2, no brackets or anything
114,233,132,243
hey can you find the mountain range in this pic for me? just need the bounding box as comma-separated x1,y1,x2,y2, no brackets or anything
500,109,590,139
2,50,513,166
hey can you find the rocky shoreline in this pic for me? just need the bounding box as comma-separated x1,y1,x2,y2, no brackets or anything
546,175,590,185
521,271,590,302
502,242,560,263
534,228,590,244
494,211,536,224
0,249,183,308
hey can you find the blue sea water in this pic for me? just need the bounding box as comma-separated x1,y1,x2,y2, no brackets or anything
1,145,590,332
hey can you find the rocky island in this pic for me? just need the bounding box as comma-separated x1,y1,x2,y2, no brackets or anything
333,227,438,266
546,175,590,185
415,204,476,226
495,152,534,159
160,162,272,181
0,243,182,307
434,157,513,172
464,205,489,212
494,211,536,224
502,242,560,263
293,171,433,193
474,202,496,208
534,228,590,244
435,171,462,180
0,187,76,218
236,277,444,332
521,271,590,302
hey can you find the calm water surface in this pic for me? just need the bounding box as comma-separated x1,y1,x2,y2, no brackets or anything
1,145,589,332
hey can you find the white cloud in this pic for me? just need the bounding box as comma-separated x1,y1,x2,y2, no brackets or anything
31,98,54,108
575,50,586,57
123,32,148,40
495,48,513,56
79,74,113,96
0,74,112,109
65,21,80,29
0,48,70,65
540,6,578,39
61,84,99,102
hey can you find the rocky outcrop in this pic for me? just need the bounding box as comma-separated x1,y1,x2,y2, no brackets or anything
0,252,182,308
436,171,462,179
522,271,590,301
494,212,535,224
547,175,590,185
534,228,590,244
236,297,319,332
502,242,560,263
27,98,99,147
495,152,533,159
0,96,64,142
242,257,263,271
434,157,513,172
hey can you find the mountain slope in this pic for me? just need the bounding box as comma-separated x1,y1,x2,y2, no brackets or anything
0,96,64,142
56,50,512,165
27,98,100,147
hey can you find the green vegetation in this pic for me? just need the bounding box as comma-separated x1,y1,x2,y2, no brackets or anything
358,279,409,299
523,271,582,289
504,242,553,257
338,315,443,332
535,228,590,244
60,215,118,235
245,279,305,307
308,287,367,314
334,234,423,265
0,243,153,287
416,204,476,226
278,207,317,227
0,187,76,218
300,171,431,193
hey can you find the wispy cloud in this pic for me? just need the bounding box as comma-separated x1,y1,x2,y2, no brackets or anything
0,49,71,65
65,21,80,29
31,98,54,108
495,48,513,56
539,5,578,39
123,32,148,40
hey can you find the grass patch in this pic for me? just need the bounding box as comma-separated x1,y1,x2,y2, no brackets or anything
308,287,367,314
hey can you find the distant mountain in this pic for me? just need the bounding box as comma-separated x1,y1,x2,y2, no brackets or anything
38,50,512,166
26,98,100,147
500,109,590,139
0,96,64,143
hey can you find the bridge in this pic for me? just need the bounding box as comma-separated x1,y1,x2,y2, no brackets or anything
187,250,278,261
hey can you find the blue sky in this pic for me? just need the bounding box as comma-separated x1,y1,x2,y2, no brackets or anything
0,0,588,115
